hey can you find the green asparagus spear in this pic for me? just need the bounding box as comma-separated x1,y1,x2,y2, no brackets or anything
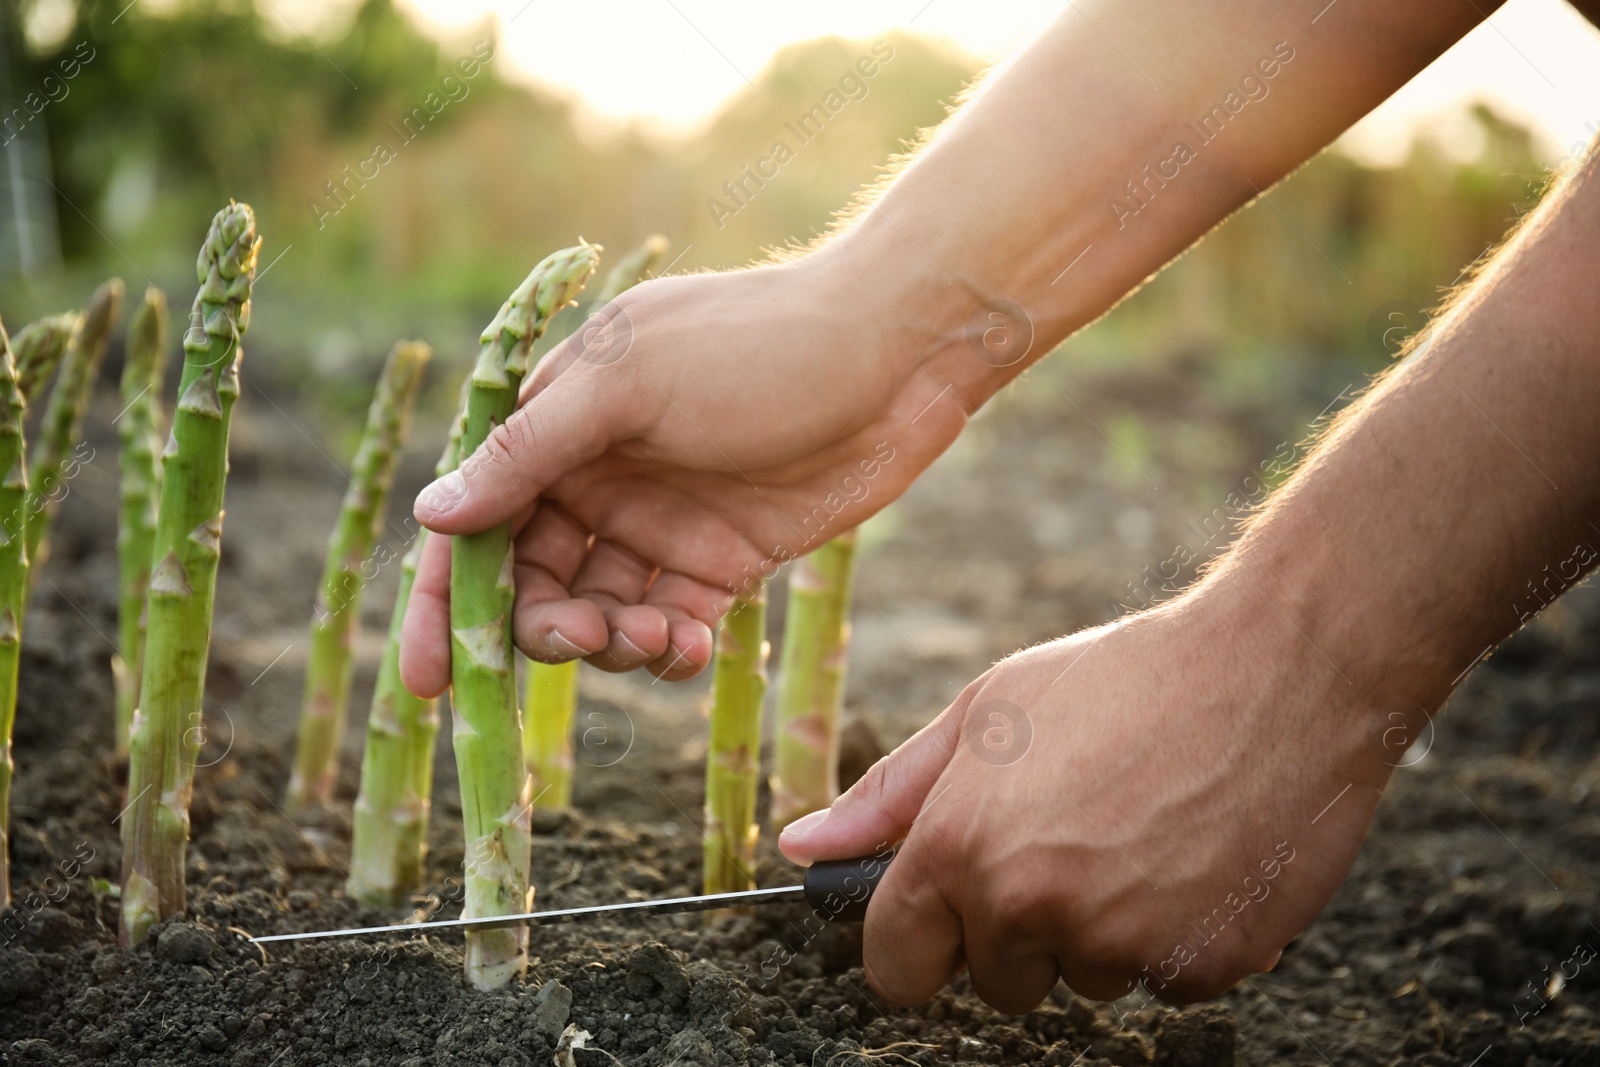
120,203,259,945
347,380,468,907
703,587,769,896
769,532,859,829
594,234,668,305
452,244,598,989
10,313,76,404
113,289,170,758
27,279,123,582
523,233,668,809
288,340,431,810
0,318,30,909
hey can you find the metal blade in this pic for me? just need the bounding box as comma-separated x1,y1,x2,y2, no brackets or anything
251,885,808,944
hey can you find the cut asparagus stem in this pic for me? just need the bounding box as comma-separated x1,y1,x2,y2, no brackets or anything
113,289,170,759
288,341,431,810
26,279,123,583
119,203,259,946
703,587,770,897
0,317,30,909
10,313,77,404
522,234,668,810
770,532,859,829
347,380,469,907
451,244,598,990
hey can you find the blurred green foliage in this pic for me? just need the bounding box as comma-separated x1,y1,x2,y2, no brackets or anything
0,0,1561,439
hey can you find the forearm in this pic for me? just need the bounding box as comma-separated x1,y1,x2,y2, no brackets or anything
1212,145,1600,712
822,0,1497,402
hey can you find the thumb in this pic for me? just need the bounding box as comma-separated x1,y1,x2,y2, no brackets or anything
779,694,968,866
414,371,636,535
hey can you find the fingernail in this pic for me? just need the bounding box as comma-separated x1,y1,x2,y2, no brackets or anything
779,808,830,844
614,632,647,660
416,470,466,517
548,628,587,659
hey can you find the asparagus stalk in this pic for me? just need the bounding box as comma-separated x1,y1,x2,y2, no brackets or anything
347,387,466,907
452,244,598,989
522,658,578,808
120,203,259,945
0,317,30,909
593,234,669,306
703,587,769,896
769,532,859,829
523,234,668,809
288,341,431,809
10,313,76,404
113,289,170,758
26,278,124,582
0,315,73,556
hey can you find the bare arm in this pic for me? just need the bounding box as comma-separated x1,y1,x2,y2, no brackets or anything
783,132,1600,1010
403,0,1500,691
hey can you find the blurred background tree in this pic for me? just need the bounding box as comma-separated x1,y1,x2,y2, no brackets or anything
0,0,1559,438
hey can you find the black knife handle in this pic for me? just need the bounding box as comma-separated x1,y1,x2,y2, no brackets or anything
802,852,895,923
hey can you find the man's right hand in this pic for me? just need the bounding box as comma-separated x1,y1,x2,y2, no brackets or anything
400,250,975,694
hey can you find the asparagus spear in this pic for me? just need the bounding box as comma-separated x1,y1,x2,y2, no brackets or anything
593,234,668,306
120,203,259,945
113,289,170,758
523,234,668,809
0,315,73,557
769,532,859,829
288,340,431,809
0,317,29,909
10,313,76,404
26,278,123,582
452,244,598,989
703,587,769,896
347,386,466,907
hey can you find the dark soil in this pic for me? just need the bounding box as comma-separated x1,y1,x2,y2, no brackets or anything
1,365,1597,1066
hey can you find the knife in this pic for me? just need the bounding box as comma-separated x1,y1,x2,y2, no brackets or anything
251,853,892,944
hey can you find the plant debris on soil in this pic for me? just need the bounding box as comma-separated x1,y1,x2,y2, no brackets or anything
1,374,1597,1066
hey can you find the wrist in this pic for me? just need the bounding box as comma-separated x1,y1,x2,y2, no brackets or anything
1196,537,1462,720
806,222,1009,403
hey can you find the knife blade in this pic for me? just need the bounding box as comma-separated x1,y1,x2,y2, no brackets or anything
251,853,892,944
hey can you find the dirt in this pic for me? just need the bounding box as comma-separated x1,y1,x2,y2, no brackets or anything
1,363,1597,1066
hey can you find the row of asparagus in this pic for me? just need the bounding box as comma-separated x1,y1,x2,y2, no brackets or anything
0,276,129,912
0,201,861,991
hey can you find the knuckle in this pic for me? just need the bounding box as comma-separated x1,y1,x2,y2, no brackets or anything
985,874,1054,939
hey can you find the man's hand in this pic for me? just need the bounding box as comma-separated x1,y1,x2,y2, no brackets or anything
400,254,974,694
780,581,1411,1011
399,0,1492,694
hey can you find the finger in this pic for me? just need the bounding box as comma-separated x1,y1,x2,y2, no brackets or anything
585,604,670,672
777,688,971,865
647,616,715,681
518,305,606,401
638,571,732,680
399,531,453,699
860,827,965,1006
568,541,671,670
413,373,644,535
512,504,609,662
961,890,1066,1014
